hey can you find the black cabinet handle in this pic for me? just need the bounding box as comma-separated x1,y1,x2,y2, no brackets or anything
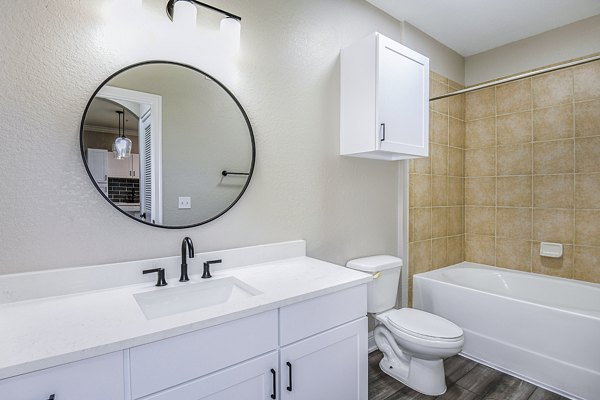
286,362,293,392
380,123,386,142
270,368,277,399
48,395,55,400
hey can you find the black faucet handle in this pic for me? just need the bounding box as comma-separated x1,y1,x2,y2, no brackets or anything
202,259,222,279
143,268,168,287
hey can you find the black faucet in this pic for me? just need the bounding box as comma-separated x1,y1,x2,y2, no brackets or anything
180,237,195,282
202,259,222,279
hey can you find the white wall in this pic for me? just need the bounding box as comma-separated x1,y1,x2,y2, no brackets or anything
0,0,433,274
466,14,600,86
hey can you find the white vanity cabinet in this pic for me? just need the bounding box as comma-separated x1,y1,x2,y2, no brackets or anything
340,32,430,160
0,352,125,400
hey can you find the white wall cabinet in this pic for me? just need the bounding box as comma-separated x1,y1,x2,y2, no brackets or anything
279,318,367,400
340,32,430,160
86,148,108,182
107,154,140,179
0,352,124,400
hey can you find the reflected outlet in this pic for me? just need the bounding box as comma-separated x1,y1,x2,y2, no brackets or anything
178,197,191,209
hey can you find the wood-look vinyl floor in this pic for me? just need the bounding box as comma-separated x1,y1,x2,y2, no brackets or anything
368,351,569,400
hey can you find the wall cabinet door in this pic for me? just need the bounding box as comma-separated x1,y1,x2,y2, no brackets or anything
279,317,367,400
143,352,278,400
131,154,140,178
107,154,139,179
0,352,124,400
340,32,429,160
86,148,107,182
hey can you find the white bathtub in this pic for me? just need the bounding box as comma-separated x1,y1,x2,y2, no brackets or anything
413,262,600,400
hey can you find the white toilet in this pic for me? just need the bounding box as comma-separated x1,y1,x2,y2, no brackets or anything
346,255,464,396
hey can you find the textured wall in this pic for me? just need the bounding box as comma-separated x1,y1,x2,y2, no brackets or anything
0,0,408,274
463,60,600,284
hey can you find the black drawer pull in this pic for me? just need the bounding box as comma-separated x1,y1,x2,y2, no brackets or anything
286,362,293,392
48,395,55,400
270,369,277,399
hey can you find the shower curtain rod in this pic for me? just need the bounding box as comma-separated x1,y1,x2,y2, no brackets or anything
429,54,600,101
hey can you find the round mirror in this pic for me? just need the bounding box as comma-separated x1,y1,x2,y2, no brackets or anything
80,61,255,229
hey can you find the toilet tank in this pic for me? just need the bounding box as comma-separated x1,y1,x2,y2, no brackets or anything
346,255,402,314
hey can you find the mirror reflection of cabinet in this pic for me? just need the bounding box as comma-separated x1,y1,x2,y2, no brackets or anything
107,154,140,179
87,149,108,183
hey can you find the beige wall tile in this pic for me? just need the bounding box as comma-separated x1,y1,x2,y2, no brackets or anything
465,234,495,265
432,176,448,206
411,155,431,174
431,207,447,238
574,246,600,283
497,176,532,207
447,235,464,265
465,177,496,206
430,71,449,85
466,88,495,121
448,146,464,177
533,104,574,141
430,112,448,145
532,242,573,279
533,174,574,209
448,79,464,91
449,93,465,121
497,143,532,175
573,60,600,101
575,174,600,209
575,210,600,247
465,147,496,177
532,69,573,109
448,207,464,236
466,117,496,148
411,207,432,242
496,79,532,115
430,80,449,114
432,238,448,269
533,209,574,244
431,144,448,175
575,99,600,137
410,240,432,275
575,136,600,173
448,177,464,206
497,207,532,240
449,118,465,148
465,206,495,235
496,239,532,271
409,174,431,207
497,111,532,145
533,140,574,174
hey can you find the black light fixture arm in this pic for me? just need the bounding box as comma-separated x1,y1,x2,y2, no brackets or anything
166,0,242,22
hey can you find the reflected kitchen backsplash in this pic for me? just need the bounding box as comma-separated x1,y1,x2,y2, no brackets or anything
108,178,140,204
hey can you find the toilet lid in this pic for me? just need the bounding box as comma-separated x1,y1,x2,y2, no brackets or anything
386,309,463,340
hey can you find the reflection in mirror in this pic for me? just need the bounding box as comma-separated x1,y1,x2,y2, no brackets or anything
81,62,254,228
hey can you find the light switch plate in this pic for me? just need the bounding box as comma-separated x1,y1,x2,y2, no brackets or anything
178,197,191,209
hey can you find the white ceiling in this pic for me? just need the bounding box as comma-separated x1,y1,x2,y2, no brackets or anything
366,0,600,56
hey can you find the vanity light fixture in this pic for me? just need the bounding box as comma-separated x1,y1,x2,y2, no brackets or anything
166,0,242,51
114,109,132,160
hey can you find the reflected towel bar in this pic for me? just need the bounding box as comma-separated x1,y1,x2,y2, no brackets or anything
222,170,250,177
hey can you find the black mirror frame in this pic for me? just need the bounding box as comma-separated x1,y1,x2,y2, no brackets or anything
80,60,256,229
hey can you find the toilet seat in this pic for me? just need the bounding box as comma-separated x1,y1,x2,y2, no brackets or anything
386,308,463,342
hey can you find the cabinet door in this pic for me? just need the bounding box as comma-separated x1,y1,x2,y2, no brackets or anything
143,352,278,400
377,35,429,157
280,317,367,400
0,352,124,400
107,155,132,179
86,149,107,182
131,154,140,178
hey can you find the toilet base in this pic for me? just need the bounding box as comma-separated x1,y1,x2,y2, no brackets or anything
379,355,446,396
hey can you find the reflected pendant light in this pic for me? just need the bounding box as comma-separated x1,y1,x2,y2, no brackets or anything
114,109,132,159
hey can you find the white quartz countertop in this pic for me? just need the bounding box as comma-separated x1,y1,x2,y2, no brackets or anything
0,251,371,379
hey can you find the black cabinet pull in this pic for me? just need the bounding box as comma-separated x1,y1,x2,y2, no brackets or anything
380,123,386,142
286,362,293,392
270,368,277,399
48,395,55,400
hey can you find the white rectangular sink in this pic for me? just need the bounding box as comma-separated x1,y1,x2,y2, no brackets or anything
134,277,262,320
